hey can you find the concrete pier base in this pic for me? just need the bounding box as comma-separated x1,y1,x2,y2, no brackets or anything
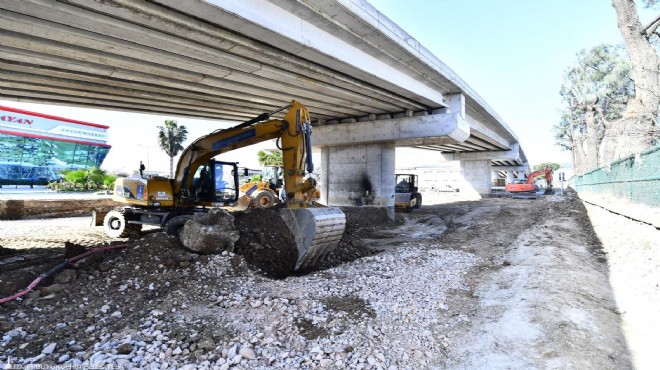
459,159,492,196
319,143,395,219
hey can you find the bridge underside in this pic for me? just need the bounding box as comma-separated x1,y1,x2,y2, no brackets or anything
0,0,529,210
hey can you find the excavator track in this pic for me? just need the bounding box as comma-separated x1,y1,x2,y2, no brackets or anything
280,207,346,270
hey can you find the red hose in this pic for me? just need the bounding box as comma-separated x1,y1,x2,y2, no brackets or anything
0,243,127,304
0,277,43,304
68,244,127,265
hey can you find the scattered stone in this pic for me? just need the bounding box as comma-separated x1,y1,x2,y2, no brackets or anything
179,209,240,254
42,342,57,354
39,284,62,295
239,346,256,360
197,338,215,351
117,343,133,355
54,269,77,284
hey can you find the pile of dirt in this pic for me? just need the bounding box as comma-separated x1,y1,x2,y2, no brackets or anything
232,207,299,278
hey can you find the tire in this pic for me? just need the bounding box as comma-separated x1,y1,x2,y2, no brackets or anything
103,210,140,238
164,215,193,237
413,193,422,209
252,191,275,209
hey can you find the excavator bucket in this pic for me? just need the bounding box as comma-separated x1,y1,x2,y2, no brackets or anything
280,207,346,270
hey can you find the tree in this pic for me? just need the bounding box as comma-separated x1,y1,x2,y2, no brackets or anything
257,150,283,167
533,163,561,172
602,0,660,163
555,44,633,173
157,120,188,178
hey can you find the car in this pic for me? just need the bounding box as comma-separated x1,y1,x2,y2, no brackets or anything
432,184,460,192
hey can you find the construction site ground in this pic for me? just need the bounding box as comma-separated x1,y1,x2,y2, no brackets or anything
0,190,658,369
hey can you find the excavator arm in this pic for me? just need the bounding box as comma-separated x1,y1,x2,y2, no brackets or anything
173,100,315,207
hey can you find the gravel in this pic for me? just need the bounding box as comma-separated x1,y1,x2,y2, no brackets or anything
0,210,477,369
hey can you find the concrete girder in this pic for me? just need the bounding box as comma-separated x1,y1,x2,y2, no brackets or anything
312,113,470,148
464,135,503,151
440,144,521,162
1,88,254,121
0,68,360,119
491,165,528,172
0,81,258,119
2,0,405,113
464,114,512,150
0,43,369,118
0,50,300,114
162,0,446,108
62,0,427,111
0,13,390,115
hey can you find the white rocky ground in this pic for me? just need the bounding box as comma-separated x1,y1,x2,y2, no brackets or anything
1,191,656,369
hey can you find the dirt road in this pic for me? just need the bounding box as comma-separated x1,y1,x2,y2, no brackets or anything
1,192,651,368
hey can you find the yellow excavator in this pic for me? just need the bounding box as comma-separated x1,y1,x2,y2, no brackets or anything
102,101,346,270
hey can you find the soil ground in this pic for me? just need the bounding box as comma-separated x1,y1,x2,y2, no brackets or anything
1,190,657,368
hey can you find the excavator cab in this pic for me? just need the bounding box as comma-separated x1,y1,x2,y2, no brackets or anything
191,160,239,204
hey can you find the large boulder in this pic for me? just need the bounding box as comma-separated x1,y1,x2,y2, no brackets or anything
179,209,240,254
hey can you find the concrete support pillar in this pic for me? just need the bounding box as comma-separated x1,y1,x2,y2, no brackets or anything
459,160,492,196
319,143,395,219
506,171,514,184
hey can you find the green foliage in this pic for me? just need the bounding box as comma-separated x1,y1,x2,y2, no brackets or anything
158,120,188,177
104,175,118,188
533,163,561,172
555,44,633,150
49,167,115,191
249,174,262,182
257,150,283,166
157,120,188,158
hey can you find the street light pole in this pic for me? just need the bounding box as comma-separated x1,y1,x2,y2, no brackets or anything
137,144,157,173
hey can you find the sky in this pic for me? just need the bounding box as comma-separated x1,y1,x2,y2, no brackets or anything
1,0,655,174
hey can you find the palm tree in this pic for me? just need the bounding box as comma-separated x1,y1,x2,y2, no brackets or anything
257,150,283,166
157,120,188,178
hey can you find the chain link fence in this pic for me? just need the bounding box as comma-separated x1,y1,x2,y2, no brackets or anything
569,145,660,206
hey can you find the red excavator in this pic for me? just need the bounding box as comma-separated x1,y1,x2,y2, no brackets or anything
505,167,553,195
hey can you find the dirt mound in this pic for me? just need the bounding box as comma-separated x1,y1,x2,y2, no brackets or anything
232,207,299,278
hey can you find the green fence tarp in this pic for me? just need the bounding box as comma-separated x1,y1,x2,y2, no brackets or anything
570,145,660,207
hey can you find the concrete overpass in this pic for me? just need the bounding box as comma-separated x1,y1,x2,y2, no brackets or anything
0,0,529,212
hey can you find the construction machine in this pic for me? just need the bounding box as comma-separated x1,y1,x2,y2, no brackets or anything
394,174,422,212
505,167,553,195
102,101,346,270
238,165,283,209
